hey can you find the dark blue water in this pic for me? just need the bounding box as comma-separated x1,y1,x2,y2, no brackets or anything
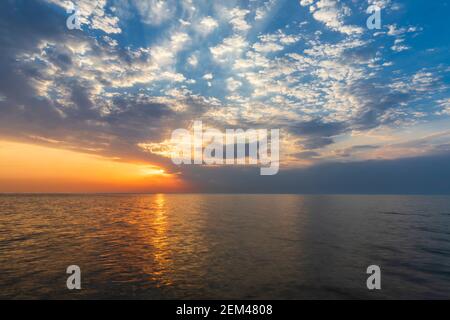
0,194,449,299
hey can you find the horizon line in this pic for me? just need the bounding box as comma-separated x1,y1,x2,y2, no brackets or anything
1,192,450,196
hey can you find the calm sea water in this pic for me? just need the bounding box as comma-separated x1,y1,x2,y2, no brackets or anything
0,194,449,299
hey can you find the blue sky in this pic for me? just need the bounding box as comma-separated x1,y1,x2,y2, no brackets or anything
1,0,450,192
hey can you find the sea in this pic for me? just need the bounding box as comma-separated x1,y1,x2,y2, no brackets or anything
0,194,449,299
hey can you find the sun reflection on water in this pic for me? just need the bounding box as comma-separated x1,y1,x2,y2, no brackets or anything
143,194,174,287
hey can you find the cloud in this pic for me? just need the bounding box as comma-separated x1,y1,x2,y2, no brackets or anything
289,120,346,149
203,73,214,80
197,16,219,35
293,150,321,159
387,24,407,36
46,0,121,33
132,0,176,26
210,35,248,63
391,38,410,52
226,78,242,92
368,0,392,9
386,24,420,52
252,31,300,53
181,152,450,194
437,98,450,115
223,7,251,32
187,54,199,67
299,0,363,35
255,0,278,21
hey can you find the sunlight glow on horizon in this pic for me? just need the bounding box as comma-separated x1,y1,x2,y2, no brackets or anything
0,140,190,193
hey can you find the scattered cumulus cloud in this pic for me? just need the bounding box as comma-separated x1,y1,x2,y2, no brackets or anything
226,78,242,92
197,16,219,35
46,0,121,33
131,0,176,26
299,0,363,35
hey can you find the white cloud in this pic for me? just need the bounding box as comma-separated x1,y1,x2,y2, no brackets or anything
388,71,438,94
391,38,410,52
387,24,420,36
203,73,214,80
253,42,284,53
197,16,219,35
226,78,242,92
368,0,391,9
299,0,363,35
150,32,190,67
46,0,121,33
255,0,278,21
252,31,300,53
224,7,251,32
412,72,435,89
210,35,248,63
160,71,186,82
90,13,121,34
132,0,175,26
387,24,407,36
438,98,450,115
187,54,199,67
179,19,191,27
300,0,314,5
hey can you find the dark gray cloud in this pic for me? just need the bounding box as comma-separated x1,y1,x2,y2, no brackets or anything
349,145,380,151
288,120,346,149
183,152,450,194
334,144,380,158
354,90,412,130
292,151,321,160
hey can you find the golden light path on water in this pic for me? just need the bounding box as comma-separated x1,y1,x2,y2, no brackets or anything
120,194,211,291
146,194,173,287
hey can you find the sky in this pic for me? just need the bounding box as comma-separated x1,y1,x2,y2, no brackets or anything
0,0,449,193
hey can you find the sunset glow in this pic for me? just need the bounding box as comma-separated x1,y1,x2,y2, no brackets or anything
0,140,188,193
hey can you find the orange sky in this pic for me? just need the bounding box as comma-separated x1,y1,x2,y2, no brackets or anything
0,140,190,193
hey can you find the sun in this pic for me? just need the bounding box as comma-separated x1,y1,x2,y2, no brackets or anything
140,166,167,176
